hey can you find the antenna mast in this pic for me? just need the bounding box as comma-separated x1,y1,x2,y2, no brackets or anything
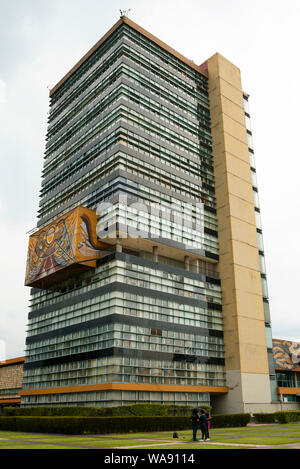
120,9,131,18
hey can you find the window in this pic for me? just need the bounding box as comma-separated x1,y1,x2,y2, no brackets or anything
276,372,294,387
151,328,162,336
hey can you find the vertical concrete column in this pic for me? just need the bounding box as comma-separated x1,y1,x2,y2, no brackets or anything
206,53,271,414
184,256,190,271
152,246,158,262
116,239,122,252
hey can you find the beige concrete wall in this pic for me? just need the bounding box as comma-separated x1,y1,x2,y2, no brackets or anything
212,371,272,414
207,53,271,412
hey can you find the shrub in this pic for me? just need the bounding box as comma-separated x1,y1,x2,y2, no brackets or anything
274,411,300,424
0,412,250,435
0,416,191,434
211,413,251,428
0,417,16,431
253,412,277,423
2,403,211,418
253,411,300,424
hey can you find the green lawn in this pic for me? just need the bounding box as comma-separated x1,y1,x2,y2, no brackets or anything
0,423,299,449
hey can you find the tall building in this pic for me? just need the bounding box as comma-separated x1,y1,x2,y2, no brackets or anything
20,15,276,413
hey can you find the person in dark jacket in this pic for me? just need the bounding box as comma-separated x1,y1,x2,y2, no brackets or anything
190,408,199,441
199,409,208,441
203,408,211,440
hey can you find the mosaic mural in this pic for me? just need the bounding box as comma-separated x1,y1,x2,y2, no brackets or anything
273,339,300,370
25,206,110,287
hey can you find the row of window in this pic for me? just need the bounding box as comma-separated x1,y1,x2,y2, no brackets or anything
30,253,219,306
37,177,218,244
49,59,207,144
97,202,218,253
47,82,125,154
25,340,224,364
25,321,224,363
39,174,216,231
50,24,208,112
21,389,210,407
276,372,300,388
40,148,216,221
43,123,214,200
48,45,210,138
30,258,221,310
243,97,269,304
122,25,208,88
0,387,20,396
42,128,120,190
45,67,212,179
28,292,223,338
50,27,126,105
22,356,225,390
120,41,207,102
45,101,211,176
23,355,225,373
47,82,211,165
120,63,209,130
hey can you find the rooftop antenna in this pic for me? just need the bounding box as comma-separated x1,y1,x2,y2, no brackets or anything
120,9,131,18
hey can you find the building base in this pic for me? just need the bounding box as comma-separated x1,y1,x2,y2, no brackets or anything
211,370,273,414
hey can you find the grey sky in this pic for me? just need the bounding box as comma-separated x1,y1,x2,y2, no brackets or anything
0,0,299,359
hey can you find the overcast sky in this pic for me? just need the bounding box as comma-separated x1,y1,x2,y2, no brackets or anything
0,0,299,359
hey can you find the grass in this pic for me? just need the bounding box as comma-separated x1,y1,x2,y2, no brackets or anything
0,423,299,449
0,444,81,449
136,444,254,449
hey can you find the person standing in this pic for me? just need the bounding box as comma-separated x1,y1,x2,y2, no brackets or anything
190,408,200,441
199,409,208,441
204,408,211,441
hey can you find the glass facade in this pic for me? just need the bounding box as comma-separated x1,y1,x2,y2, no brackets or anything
276,372,295,388
277,370,300,403
22,21,225,407
21,389,211,407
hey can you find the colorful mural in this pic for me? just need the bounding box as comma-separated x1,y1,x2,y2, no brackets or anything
273,339,300,370
25,206,111,288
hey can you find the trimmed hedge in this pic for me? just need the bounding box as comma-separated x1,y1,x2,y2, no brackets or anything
211,413,251,428
253,411,300,424
276,411,300,424
253,412,277,423
0,416,190,434
0,413,250,434
2,403,211,417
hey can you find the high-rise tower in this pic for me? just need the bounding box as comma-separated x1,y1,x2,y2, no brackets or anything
21,16,275,413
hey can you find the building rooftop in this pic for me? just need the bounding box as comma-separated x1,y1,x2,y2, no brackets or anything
49,15,207,97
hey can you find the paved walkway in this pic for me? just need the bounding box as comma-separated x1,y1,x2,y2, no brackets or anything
114,439,300,450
